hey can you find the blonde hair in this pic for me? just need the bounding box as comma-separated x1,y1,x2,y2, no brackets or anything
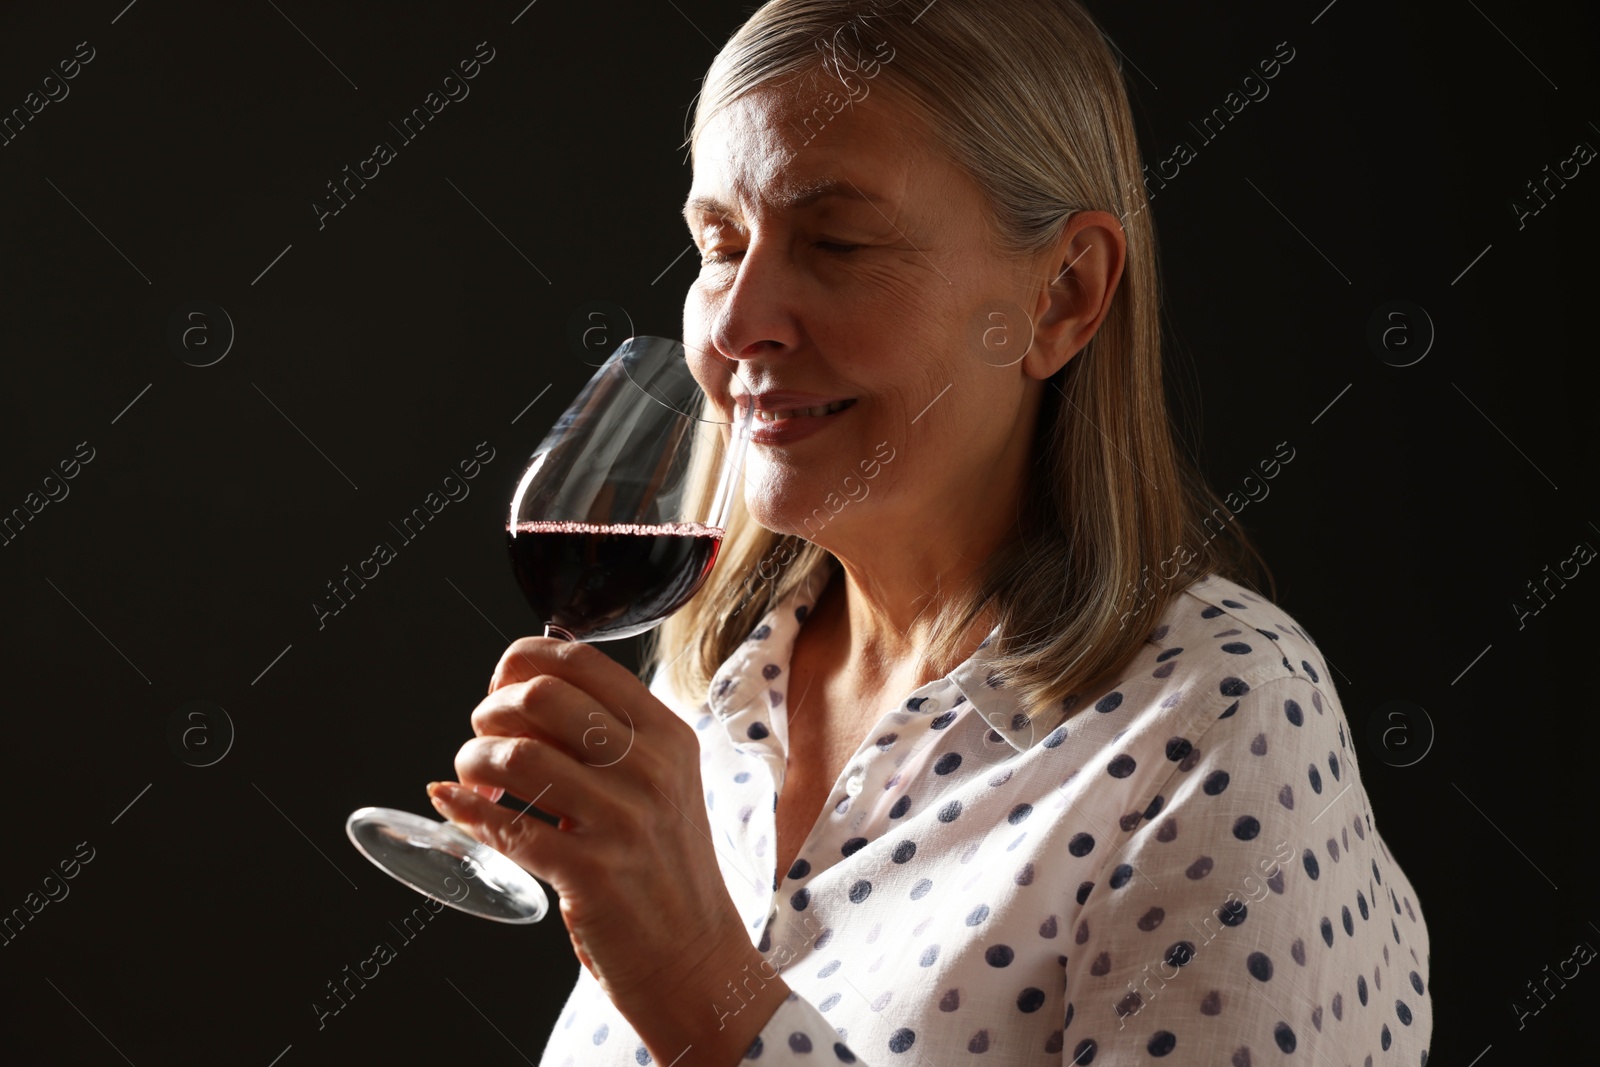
645,0,1274,719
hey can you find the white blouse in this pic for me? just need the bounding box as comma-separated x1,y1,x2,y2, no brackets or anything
537,553,1433,1066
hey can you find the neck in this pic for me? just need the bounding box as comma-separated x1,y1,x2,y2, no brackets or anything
805,543,1000,695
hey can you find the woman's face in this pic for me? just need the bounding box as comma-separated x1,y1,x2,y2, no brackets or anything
682,82,1057,543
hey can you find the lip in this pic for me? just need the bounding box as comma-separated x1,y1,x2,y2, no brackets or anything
743,397,858,445
733,390,857,413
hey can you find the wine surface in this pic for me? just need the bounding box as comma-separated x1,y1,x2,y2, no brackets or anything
507,520,723,641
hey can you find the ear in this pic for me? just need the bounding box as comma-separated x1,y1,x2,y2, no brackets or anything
1021,210,1127,382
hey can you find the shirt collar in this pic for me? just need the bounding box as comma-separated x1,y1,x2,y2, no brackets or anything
706,552,1058,755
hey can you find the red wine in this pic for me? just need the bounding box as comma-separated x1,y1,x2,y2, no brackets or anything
507,521,723,642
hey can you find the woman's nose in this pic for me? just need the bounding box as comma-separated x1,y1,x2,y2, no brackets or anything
706,239,803,362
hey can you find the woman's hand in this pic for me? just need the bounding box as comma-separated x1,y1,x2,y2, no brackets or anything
426,636,789,1063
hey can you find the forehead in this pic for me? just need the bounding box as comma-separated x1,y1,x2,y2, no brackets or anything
684,84,924,219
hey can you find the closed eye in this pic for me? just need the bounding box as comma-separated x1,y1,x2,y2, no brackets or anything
701,242,862,265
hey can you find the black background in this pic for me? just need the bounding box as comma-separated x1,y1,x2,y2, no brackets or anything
0,0,1594,1063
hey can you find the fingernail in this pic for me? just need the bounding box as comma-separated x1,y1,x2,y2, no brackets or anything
471,784,505,803
427,781,461,802
430,794,470,828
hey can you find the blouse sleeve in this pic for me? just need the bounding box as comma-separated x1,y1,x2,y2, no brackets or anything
1061,672,1407,1064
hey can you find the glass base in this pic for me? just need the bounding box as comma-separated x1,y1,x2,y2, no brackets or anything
345,806,549,924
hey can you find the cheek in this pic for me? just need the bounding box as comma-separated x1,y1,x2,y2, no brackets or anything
685,350,735,417
682,286,718,361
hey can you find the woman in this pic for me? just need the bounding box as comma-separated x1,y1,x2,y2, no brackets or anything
427,1,1433,1063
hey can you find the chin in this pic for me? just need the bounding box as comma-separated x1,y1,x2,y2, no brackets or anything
742,484,816,536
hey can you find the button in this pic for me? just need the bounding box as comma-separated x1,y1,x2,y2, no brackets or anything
845,772,865,797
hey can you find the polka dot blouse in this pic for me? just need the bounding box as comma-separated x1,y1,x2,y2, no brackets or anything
537,554,1433,1065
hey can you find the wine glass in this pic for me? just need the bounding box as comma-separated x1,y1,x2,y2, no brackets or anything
345,336,752,923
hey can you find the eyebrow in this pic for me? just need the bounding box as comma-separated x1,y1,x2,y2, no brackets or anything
681,179,892,222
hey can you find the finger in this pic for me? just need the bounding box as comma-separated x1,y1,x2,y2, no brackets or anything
451,734,593,822
425,781,575,884
474,676,633,769
486,639,659,734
